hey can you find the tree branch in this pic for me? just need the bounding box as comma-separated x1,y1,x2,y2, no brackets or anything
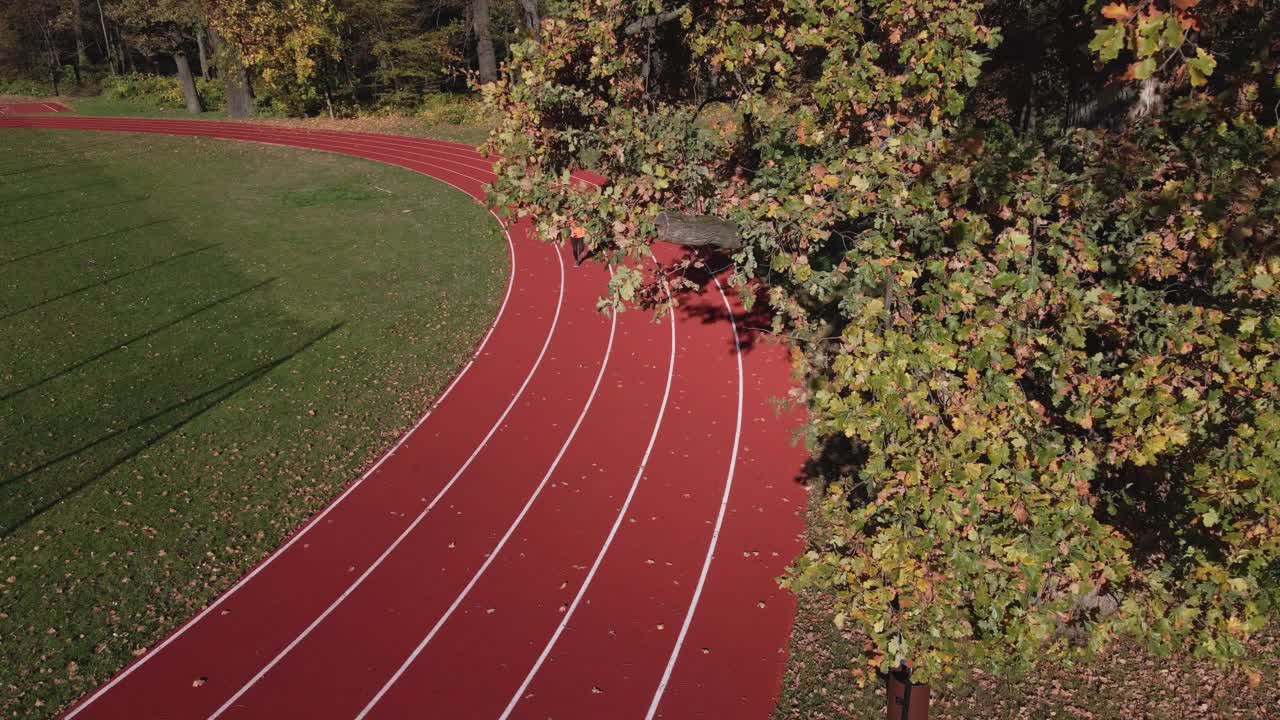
623,8,685,36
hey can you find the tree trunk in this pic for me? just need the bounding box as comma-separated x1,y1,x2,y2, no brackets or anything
223,59,253,118
472,0,497,83
518,0,541,40
95,0,115,75
195,26,211,80
320,59,336,119
174,51,204,114
887,669,930,720
38,13,60,94
120,30,135,73
72,0,89,69
209,28,254,118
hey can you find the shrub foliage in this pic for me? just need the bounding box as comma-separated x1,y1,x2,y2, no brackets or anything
486,0,1280,682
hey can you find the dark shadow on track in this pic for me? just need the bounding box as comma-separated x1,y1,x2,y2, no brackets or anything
662,249,776,354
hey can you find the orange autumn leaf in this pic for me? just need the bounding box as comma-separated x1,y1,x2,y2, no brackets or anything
1101,3,1133,20
571,225,588,239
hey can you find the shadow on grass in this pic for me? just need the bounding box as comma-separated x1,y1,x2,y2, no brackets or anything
0,218,175,268
0,323,343,537
0,277,277,402
0,138,146,176
0,161,64,177
0,243,219,321
0,195,149,229
0,179,114,207
0,159,107,178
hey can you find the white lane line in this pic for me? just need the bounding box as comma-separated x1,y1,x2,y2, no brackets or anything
206,244,567,719
356,269,621,720
63,154,526,720
42,103,59,112
645,271,744,720
500,262,678,720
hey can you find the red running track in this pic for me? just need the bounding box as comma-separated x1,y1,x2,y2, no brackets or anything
0,101,71,115
0,115,808,720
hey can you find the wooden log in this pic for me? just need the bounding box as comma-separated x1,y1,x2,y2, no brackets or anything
656,211,742,250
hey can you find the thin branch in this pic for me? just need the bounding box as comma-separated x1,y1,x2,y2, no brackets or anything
623,7,685,36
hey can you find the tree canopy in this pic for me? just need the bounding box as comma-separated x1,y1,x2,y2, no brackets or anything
486,0,1280,683
0,0,532,115
1,0,1276,693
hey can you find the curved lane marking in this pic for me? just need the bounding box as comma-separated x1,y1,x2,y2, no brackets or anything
355,271,623,720
32,119,754,720
206,243,568,720
645,270,745,720
499,262,679,720
55,126,536,720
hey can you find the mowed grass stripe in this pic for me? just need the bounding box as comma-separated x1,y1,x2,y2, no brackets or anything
0,129,506,719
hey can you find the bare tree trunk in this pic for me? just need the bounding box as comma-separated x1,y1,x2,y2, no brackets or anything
1128,77,1165,122
174,51,204,113
119,29,135,73
95,0,115,75
1020,75,1037,134
37,11,60,94
518,0,540,40
208,28,254,118
320,58,336,119
72,0,89,68
223,56,253,117
195,25,211,80
471,0,497,83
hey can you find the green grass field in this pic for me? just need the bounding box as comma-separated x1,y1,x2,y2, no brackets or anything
0,129,506,717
